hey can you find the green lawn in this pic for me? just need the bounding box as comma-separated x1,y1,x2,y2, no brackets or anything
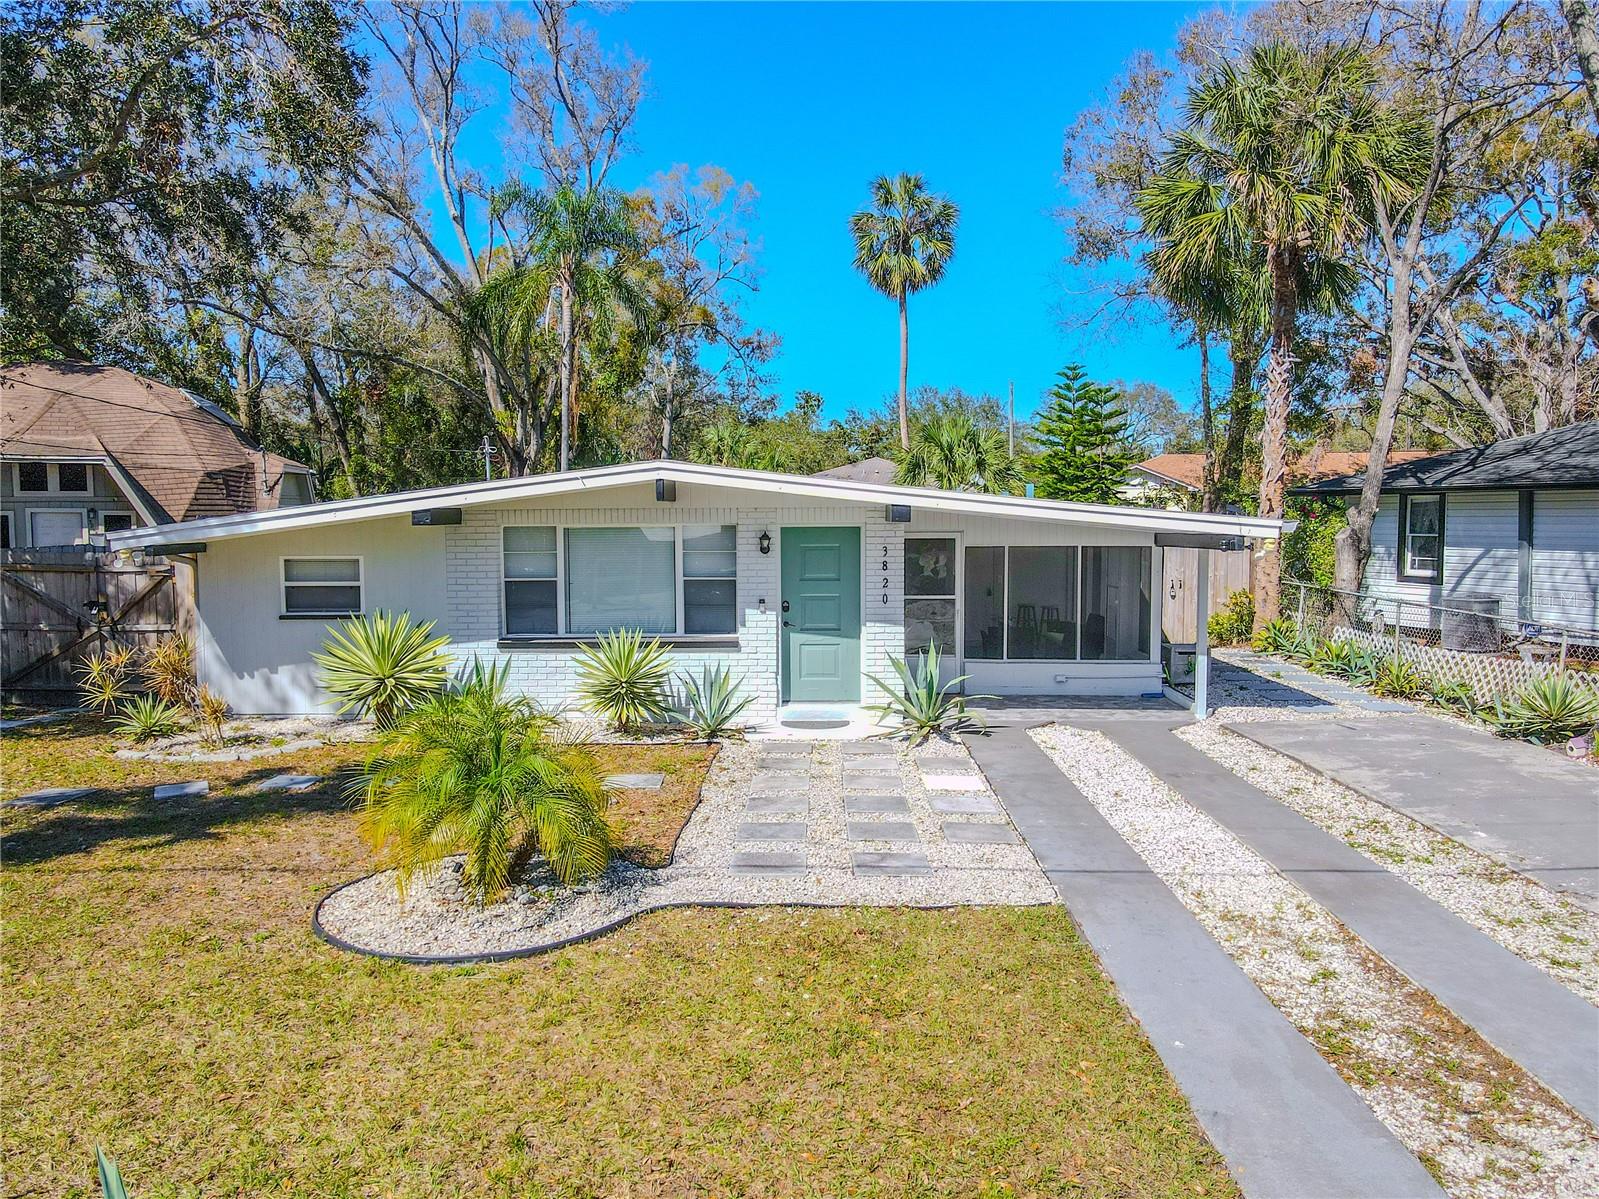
2,719,1234,1198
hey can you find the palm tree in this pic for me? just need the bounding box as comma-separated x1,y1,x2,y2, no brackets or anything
473,184,646,471
894,410,1023,494
850,174,959,451
1136,44,1425,625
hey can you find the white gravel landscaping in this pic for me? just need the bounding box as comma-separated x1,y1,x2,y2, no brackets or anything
1177,719,1599,1005
116,716,371,762
316,736,1055,959
1031,723,1599,1199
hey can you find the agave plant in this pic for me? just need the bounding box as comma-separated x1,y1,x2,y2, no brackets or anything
1307,638,1362,679
97,1148,129,1198
1251,617,1302,656
573,628,674,733
1425,675,1479,717
312,611,452,729
349,673,614,902
1368,655,1427,699
112,695,187,743
678,664,754,740
865,645,993,744
75,649,134,715
1491,672,1599,744
140,635,195,706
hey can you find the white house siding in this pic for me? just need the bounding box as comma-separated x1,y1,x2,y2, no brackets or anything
1361,491,1521,620
189,479,1166,714
1532,489,1599,629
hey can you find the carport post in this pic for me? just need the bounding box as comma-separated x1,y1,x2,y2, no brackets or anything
1193,548,1210,719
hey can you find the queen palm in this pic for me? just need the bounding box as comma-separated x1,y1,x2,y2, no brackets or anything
850,174,959,451
1136,44,1426,625
895,410,1023,494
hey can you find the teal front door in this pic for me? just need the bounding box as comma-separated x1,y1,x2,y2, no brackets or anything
780,526,862,703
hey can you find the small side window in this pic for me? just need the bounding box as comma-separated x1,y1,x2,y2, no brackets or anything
102,513,135,534
282,558,362,616
16,462,48,492
1398,494,1443,583
0,513,11,550
56,463,89,493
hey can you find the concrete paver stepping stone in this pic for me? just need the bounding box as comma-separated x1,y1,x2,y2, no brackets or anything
745,795,809,815
604,773,665,790
154,780,209,801
749,772,808,792
257,774,321,793
755,758,810,773
942,821,1019,845
921,772,987,792
842,770,903,791
728,851,807,876
927,793,998,815
5,786,96,808
842,742,894,756
852,850,931,876
737,821,808,842
843,756,899,773
844,793,910,814
846,820,918,842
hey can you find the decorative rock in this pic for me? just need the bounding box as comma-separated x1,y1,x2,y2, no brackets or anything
5,786,95,808
852,851,932,876
728,851,807,876
604,773,665,791
846,820,918,842
942,821,1019,845
844,793,910,814
928,793,999,815
153,780,209,801
920,772,986,792
737,821,808,842
257,774,321,793
745,795,809,815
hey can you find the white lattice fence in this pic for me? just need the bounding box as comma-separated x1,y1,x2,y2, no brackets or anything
1329,625,1599,704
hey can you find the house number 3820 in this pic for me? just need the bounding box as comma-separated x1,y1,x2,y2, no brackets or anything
881,550,890,603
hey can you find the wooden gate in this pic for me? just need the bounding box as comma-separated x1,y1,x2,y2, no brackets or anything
1,549,193,694
1160,547,1253,644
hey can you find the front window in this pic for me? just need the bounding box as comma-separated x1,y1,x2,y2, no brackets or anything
1081,547,1151,660
961,545,1152,662
282,558,361,616
503,526,557,635
1007,546,1079,660
963,546,1004,660
565,527,677,635
904,536,956,656
682,524,736,634
1400,494,1443,582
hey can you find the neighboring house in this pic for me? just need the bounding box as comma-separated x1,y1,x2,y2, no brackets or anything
109,460,1282,721
813,456,898,485
1121,449,1434,509
0,361,315,550
1293,422,1599,630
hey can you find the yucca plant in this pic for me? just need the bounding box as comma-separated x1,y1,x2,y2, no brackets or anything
75,649,134,715
1426,675,1479,717
1251,617,1302,656
678,664,755,740
1308,638,1362,679
140,635,195,706
312,611,452,729
195,686,230,747
865,645,993,744
573,628,674,733
1491,672,1599,744
113,695,187,743
349,671,614,902
1368,655,1427,699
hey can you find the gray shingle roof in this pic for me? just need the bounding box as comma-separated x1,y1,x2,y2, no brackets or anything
1292,422,1599,495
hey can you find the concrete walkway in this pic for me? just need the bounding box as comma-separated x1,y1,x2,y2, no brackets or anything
967,723,1444,1199
1094,719,1599,1127
1232,713,1599,910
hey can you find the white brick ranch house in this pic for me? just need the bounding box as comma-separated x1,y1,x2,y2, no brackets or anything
107,461,1283,724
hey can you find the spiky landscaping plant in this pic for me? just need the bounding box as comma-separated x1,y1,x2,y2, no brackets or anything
76,649,134,714
866,645,993,744
574,628,674,733
1368,655,1427,699
312,611,452,729
678,664,755,740
112,695,187,743
140,635,195,706
350,666,614,902
1251,617,1303,656
1491,673,1599,744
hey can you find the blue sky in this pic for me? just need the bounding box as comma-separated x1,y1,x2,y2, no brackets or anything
459,1,1218,424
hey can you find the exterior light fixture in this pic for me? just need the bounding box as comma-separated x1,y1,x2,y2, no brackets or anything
759,531,771,555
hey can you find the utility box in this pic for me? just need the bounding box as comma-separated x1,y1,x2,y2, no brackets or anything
1441,594,1501,653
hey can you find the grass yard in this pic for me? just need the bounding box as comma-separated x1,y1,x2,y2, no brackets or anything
2,719,1234,1198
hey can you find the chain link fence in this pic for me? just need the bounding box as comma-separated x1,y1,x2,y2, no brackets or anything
1284,579,1599,704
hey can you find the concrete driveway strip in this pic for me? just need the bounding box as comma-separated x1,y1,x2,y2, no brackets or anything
1098,721,1599,1127
1229,713,1599,910
966,724,1443,1199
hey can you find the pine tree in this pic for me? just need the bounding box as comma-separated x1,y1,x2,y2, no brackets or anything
1030,365,1140,503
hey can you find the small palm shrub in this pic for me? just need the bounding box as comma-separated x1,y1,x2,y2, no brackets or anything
574,628,674,733
866,645,993,744
1368,655,1427,699
113,695,187,743
140,635,195,706
1491,673,1599,744
196,686,230,746
1207,589,1255,646
678,665,754,740
350,670,614,902
76,648,135,714
313,611,452,729
1251,617,1302,656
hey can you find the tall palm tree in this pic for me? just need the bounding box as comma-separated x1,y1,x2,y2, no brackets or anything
850,174,959,451
1136,44,1426,625
473,184,646,471
894,410,1023,494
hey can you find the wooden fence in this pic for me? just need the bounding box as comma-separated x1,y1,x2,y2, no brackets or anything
1,549,194,695
1160,547,1253,644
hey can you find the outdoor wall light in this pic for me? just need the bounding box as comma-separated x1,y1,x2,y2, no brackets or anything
759,530,771,555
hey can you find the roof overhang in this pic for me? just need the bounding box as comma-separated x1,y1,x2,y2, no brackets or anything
108,460,1291,551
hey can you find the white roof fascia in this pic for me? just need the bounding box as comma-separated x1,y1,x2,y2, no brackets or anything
108,460,1289,550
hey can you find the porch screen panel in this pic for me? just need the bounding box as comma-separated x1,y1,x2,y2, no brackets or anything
904,536,956,656
964,547,1004,659
1081,546,1151,660
1007,547,1078,659
565,527,676,634
503,526,557,635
